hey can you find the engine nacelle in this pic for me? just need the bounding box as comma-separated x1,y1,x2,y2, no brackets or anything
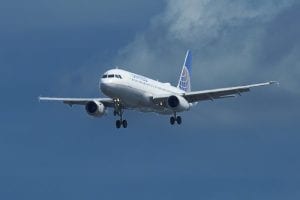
85,101,105,117
167,95,190,112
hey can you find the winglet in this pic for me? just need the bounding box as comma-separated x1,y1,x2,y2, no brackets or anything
269,81,280,86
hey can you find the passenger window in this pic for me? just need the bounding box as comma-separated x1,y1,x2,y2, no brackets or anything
102,75,107,78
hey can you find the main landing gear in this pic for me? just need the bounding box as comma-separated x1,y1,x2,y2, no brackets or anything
116,118,127,129
113,98,128,129
170,113,182,125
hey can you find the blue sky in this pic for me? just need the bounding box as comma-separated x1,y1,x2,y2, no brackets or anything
1,0,300,199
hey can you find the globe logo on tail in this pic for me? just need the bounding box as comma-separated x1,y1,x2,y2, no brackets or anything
178,66,191,92
177,50,192,92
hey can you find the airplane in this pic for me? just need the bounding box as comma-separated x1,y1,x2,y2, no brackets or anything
39,50,278,128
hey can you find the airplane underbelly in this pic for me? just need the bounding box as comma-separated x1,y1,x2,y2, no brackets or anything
122,86,152,107
119,87,173,114
102,83,151,107
101,82,175,114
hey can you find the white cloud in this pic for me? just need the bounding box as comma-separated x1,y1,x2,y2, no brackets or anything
60,0,298,124
105,0,300,124
163,0,293,43
115,0,298,92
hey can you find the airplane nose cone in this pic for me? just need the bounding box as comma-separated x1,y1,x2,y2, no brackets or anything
100,76,110,87
100,81,108,91
100,80,113,95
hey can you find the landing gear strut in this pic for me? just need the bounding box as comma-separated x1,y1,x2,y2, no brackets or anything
114,98,128,129
170,113,182,125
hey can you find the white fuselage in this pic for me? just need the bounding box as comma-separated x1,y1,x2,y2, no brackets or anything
100,69,186,114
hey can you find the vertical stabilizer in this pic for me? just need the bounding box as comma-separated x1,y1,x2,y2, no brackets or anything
177,50,192,92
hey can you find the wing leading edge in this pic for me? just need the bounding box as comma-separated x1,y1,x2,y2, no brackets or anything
183,81,278,103
152,81,278,104
39,97,114,107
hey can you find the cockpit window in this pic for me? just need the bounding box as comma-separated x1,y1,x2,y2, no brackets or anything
103,74,122,79
114,74,122,79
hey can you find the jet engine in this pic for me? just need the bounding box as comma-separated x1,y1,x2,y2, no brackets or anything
85,101,105,117
167,95,190,112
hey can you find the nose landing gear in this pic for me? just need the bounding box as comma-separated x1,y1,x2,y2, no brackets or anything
114,98,128,129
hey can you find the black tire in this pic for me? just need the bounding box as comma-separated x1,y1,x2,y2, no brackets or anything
176,116,182,125
116,120,121,128
122,120,128,128
170,116,175,125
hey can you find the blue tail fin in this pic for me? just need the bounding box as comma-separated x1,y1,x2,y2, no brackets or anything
177,50,192,92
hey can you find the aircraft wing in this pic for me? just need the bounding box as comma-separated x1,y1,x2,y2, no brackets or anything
39,97,115,107
183,81,278,103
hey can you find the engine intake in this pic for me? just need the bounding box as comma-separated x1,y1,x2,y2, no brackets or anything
167,95,190,112
85,101,105,117
168,95,179,108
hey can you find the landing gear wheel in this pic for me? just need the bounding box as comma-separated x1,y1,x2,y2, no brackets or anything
116,120,121,129
122,120,128,128
176,116,182,125
170,116,175,125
